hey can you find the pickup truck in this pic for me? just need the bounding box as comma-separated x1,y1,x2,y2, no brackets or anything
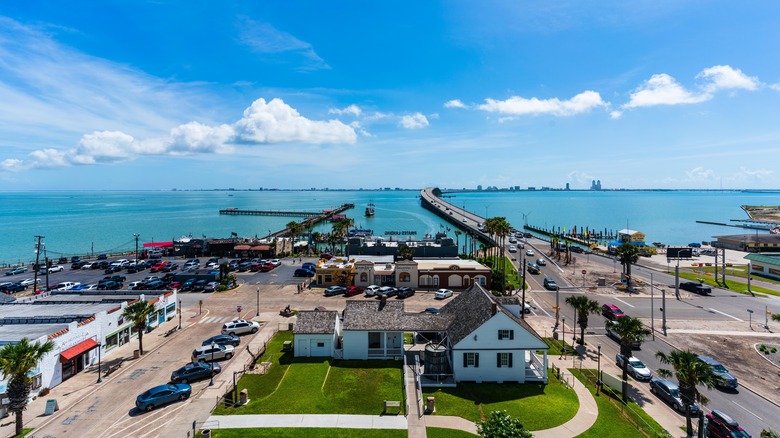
679,281,711,295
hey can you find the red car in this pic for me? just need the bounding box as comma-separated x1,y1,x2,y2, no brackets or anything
345,286,364,297
602,303,626,320
259,262,275,272
320,253,334,260
150,262,168,273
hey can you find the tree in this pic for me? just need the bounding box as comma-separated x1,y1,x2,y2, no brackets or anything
609,316,650,402
286,221,302,256
397,244,413,261
614,242,640,285
0,338,55,436
564,296,601,345
122,300,157,356
656,350,719,437
477,410,533,438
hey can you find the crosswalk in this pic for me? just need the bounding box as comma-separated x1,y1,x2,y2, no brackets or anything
196,315,234,325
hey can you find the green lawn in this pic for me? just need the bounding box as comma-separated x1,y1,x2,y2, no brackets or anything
422,370,578,431
569,369,669,438
210,428,406,438
544,337,580,357
674,271,779,297
214,330,404,415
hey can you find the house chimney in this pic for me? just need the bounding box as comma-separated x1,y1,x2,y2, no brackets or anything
491,302,497,315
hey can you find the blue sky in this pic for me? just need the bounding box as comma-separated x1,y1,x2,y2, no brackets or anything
1,1,779,190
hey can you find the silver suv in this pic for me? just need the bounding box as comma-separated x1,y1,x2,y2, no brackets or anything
192,344,234,362
221,319,260,336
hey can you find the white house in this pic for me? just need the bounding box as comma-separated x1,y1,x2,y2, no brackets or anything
292,284,548,386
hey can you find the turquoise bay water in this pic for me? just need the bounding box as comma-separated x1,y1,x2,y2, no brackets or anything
1,190,777,266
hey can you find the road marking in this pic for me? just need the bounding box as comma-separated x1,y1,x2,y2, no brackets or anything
614,297,635,308
708,308,743,321
730,400,762,420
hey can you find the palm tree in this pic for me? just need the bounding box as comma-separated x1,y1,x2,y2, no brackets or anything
311,231,322,253
656,350,719,436
564,296,601,345
122,300,157,356
286,221,301,256
609,316,650,402
615,242,640,285
398,244,413,261
0,338,55,436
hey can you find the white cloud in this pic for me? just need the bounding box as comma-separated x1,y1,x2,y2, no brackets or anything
731,167,773,181
609,110,623,119
477,91,607,116
238,19,329,71
328,104,362,117
770,83,780,91
698,65,759,92
444,99,468,109
621,65,759,111
3,98,357,171
686,166,715,181
399,113,430,129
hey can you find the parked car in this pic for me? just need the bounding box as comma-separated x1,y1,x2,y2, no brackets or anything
127,281,143,290
4,267,28,276
605,320,641,349
536,258,546,266
221,319,260,336
97,254,108,260
377,286,397,297
302,263,317,271
396,287,416,299
697,355,738,389
324,285,347,296
192,279,207,291
615,354,653,381
237,262,253,272
0,283,26,293
192,344,235,362
602,303,626,320
543,278,559,291
345,285,364,297
135,383,191,412
204,281,219,292
80,262,95,270
181,278,196,290
570,246,584,253
102,275,126,283
679,281,712,296
170,362,221,384
19,278,35,287
294,268,315,277
97,281,121,290
435,288,454,299
54,281,78,291
365,285,380,297
41,265,64,273
706,410,751,438
423,307,441,314
57,257,68,264
161,263,179,272
202,334,241,347
71,256,81,263
649,378,700,414
104,265,122,274
270,259,282,267
143,280,166,290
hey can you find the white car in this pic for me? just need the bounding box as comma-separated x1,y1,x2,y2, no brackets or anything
111,259,129,267
206,262,219,269
616,354,653,381
221,319,260,336
192,344,234,362
54,282,78,291
435,288,454,299
536,258,546,266
525,250,535,257
365,285,380,297
81,262,95,269
19,278,36,287
270,259,282,267
83,283,99,290
127,281,143,290
41,265,64,273
508,245,517,253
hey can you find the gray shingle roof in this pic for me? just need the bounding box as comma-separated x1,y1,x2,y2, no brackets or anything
294,311,339,334
341,300,451,331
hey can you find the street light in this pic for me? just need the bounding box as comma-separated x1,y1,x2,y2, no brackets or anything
178,299,182,329
96,338,103,384
560,317,566,359
596,343,602,395
209,341,216,386
256,287,260,317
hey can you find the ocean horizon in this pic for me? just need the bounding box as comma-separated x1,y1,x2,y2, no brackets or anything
2,189,777,267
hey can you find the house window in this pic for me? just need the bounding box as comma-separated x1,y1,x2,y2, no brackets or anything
498,329,514,340
433,276,439,286
360,272,368,282
463,352,479,367
324,274,332,283
497,352,513,368
317,342,325,348
400,272,410,282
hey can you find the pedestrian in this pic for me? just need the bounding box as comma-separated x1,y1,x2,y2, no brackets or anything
299,257,302,263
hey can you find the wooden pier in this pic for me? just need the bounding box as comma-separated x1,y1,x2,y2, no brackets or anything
220,209,320,217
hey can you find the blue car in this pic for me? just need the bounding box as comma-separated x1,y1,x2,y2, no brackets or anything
135,383,191,412
294,268,315,277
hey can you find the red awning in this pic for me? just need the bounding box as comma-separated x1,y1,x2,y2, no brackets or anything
143,241,174,248
60,338,98,362
250,245,270,251
234,245,251,250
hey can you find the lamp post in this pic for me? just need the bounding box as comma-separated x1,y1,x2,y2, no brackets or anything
560,317,566,359
596,343,602,395
133,233,140,265
209,342,216,386
256,287,260,317
96,338,103,384
178,299,182,329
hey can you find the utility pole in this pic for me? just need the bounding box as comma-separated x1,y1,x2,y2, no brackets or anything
133,233,140,264
521,257,527,319
33,235,44,292
650,273,655,341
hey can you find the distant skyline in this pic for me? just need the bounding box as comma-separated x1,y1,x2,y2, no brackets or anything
1,2,780,190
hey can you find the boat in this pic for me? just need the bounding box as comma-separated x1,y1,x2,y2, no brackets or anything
365,201,375,217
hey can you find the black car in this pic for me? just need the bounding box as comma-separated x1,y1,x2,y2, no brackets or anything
97,254,108,260
396,287,415,299
97,281,121,290
192,279,207,291
543,278,559,291
181,278,196,291
104,265,122,274
58,257,68,264
570,246,584,253
170,362,221,384
161,273,176,282
102,275,126,283
144,280,166,290
96,261,110,270
202,334,240,347
0,283,26,293
679,281,712,296
162,263,179,273
71,261,88,269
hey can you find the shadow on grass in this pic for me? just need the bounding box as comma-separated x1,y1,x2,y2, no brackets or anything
431,382,547,405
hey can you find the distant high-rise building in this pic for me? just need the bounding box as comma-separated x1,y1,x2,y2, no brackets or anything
477,185,483,191
565,183,570,191
590,180,602,190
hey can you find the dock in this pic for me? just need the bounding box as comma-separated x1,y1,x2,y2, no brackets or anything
221,209,323,217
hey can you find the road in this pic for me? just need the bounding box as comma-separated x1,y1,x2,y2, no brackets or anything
520,237,780,435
